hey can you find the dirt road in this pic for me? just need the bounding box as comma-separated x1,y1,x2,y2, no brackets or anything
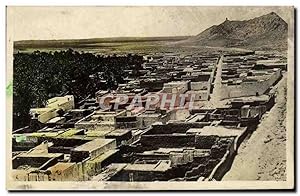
210,55,223,105
222,75,287,181
202,55,228,109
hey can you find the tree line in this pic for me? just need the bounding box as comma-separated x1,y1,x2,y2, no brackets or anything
13,49,144,130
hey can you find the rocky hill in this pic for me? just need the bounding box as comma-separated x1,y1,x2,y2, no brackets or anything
182,12,288,50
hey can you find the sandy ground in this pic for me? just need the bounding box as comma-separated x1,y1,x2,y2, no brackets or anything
209,55,223,105
222,74,287,181
197,55,228,109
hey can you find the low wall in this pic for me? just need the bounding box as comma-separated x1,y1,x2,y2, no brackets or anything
145,122,211,135
140,134,196,149
206,126,249,181
206,138,236,181
219,70,281,99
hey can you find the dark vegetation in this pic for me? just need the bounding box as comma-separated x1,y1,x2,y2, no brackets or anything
13,49,144,130
14,36,190,50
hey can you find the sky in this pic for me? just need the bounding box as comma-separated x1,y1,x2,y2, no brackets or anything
7,6,293,41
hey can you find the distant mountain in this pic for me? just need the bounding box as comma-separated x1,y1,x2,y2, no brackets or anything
182,12,288,50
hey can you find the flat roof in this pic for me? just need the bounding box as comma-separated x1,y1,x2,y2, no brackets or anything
165,81,189,85
47,117,65,123
88,149,119,163
187,126,246,137
47,162,75,171
93,112,118,116
86,130,113,137
124,160,171,172
17,152,63,159
73,138,115,152
230,94,270,102
57,128,84,138
186,114,206,122
257,59,286,64
142,147,194,155
70,109,90,112
30,107,53,112
139,112,161,117
92,163,127,181
27,132,63,138
186,90,209,93
106,129,131,137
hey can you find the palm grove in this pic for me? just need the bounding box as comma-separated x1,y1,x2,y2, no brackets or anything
13,49,144,130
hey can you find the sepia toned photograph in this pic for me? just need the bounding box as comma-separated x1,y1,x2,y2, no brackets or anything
6,6,295,190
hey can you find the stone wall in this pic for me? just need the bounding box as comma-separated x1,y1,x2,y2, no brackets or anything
219,69,281,99
145,122,211,135
140,135,196,149
190,81,210,91
109,170,168,181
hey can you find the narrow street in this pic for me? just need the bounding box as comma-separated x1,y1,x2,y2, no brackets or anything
210,55,223,103
204,55,226,108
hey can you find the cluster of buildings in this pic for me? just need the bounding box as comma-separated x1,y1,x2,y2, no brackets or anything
219,51,286,99
11,50,286,182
